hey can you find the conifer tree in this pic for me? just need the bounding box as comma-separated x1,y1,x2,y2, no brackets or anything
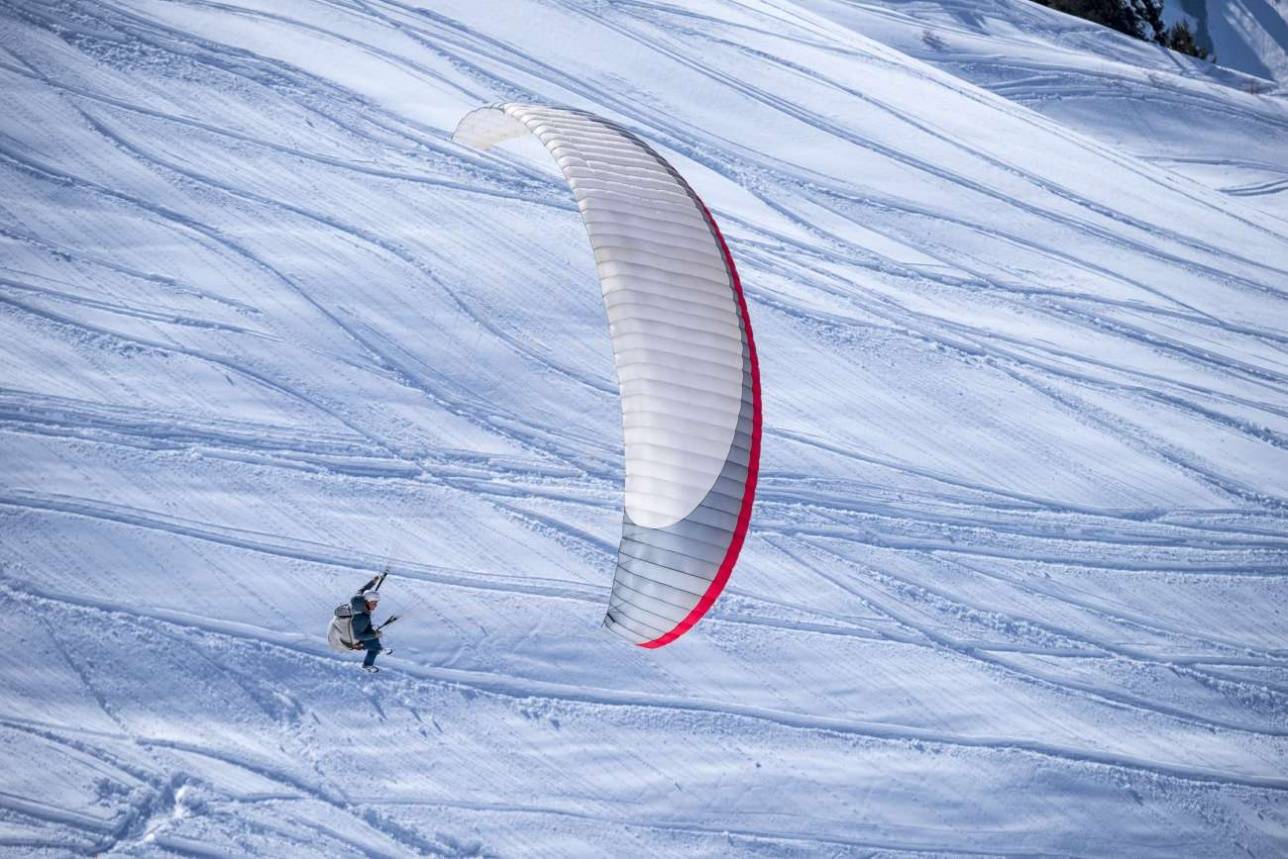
1030,0,1165,42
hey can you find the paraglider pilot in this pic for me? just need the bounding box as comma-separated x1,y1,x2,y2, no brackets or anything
328,571,400,670
352,575,386,670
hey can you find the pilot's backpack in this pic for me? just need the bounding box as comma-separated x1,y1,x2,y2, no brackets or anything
327,602,361,652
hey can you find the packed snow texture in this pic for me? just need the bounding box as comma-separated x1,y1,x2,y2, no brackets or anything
1,0,1287,856
1164,0,1288,85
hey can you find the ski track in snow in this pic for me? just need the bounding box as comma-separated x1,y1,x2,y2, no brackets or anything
2,0,1287,855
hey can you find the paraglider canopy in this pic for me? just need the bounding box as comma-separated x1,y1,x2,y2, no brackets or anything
454,104,761,648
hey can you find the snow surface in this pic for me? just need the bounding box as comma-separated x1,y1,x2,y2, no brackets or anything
804,0,1288,216
1164,0,1288,86
2,0,1287,855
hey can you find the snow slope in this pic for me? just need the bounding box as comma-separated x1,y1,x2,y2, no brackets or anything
802,0,1288,215
1164,0,1288,85
2,0,1287,855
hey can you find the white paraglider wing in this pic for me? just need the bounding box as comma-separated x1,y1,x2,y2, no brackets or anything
454,104,761,647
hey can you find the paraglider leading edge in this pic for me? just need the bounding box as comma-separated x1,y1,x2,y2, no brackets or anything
637,196,761,648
